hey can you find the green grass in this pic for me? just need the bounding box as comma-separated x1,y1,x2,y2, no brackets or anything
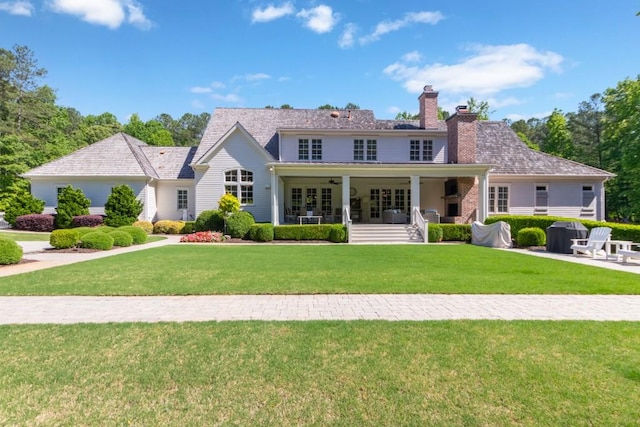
1,245,639,295
1,321,639,425
0,230,50,241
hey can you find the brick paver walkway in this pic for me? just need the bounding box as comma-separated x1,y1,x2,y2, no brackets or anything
2,294,640,324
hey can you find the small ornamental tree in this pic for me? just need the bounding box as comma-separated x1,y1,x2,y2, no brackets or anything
104,184,143,226
3,190,45,226
55,186,90,229
218,193,240,216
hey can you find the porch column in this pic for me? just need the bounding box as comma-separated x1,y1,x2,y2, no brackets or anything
478,172,488,222
270,167,279,225
410,175,420,223
341,175,350,218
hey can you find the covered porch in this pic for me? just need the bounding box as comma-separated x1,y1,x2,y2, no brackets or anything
268,164,493,226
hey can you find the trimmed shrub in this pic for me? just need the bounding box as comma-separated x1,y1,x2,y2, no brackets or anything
73,227,97,237
328,224,347,243
80,232,114,250
95,225,115,232
72,215,104,228
274,224,344,242
15,214,55,232
517,227,546,247
109,230,133,247
117,226,148,244
153,220,185,234
226,211,255,239
104,184,144,227
0,237,22,265
440,224,472,242
195,209,224,232
249,224,274,242
55,186,90,229
428,224,443,243
50,229,80,249
182,221,196,234
132,220,153,234
3,191,45,226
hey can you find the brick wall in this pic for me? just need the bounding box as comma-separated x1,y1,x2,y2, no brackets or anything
457,177,478,224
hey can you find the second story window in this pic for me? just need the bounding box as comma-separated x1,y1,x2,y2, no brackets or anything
410,139,433,161
311,138,322,160
299,138,322,160
298,139,309,160
353,139,364,161
366,139,377,161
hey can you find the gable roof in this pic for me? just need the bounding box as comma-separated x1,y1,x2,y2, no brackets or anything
194,122,276,165
476,122,613,177
23,132,194,180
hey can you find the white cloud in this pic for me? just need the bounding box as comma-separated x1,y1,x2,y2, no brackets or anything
251,2,294,23
245,73,271,81
402,50,422,63
191,99,206,110
211,81,226,89
384,44,564,96
0,1,33,16
297,5,338,34
338,23,357,49
126,1,151,29
211,93,242,103
47,0,152,29
190,86,213,94
360,10,443,44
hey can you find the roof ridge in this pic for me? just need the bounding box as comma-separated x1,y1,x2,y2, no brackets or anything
121,133,160,179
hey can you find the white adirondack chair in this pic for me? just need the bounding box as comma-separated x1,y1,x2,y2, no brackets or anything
570,227,612,258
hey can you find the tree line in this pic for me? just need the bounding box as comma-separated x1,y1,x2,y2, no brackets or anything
1,44,639,222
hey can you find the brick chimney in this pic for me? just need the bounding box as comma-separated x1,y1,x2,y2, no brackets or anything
418,85,439,129
446,105,478,164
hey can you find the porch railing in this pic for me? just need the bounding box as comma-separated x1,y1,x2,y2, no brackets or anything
343,206,352,244
412,207,428,244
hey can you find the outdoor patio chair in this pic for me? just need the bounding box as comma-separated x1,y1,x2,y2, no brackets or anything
570,226,612,258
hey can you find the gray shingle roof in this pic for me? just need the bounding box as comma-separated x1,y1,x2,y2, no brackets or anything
23,133,194,180
142,146,197,179
476,121,613,177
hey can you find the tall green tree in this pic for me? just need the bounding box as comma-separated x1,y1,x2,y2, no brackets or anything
542,109,573,158
124,113,174,146
603,76,640,221
566,94,605,169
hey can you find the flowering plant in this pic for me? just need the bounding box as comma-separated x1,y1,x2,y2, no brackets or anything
180,231,225,243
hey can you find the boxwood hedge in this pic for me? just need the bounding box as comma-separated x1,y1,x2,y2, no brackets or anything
0,237,22,265
80,232,114,250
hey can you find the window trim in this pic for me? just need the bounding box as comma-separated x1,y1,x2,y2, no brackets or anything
581,183,596,213
534,183,548,214
409,139,434,162
224,168,254,205
177,188,189,211
489,185,510,214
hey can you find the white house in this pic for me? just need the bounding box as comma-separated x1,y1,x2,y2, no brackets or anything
23,85,613,226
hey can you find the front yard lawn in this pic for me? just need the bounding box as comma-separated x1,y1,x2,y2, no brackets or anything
0,230,50,241
1,321,639,425
1,244,638,295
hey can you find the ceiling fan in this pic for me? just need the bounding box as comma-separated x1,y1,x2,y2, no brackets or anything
328,178,341,185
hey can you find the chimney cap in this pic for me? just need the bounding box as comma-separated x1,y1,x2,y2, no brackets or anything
456,105,469,113
423,85,434,92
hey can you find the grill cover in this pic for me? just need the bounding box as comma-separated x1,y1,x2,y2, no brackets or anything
546,221,588,254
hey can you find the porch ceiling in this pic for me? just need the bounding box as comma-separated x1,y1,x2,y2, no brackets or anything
271,162,493,178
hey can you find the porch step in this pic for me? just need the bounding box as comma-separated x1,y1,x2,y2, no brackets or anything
349,223,424,244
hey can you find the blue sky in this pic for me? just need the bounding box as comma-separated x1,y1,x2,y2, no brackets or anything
2,0,639,123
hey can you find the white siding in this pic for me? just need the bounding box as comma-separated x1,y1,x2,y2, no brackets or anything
488,178,605,220
145,182,157,222
31,177,148,217
195,129,271,222
156,180,195,221
280,134,448,163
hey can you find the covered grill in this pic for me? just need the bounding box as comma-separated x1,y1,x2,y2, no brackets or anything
545,221,588,254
